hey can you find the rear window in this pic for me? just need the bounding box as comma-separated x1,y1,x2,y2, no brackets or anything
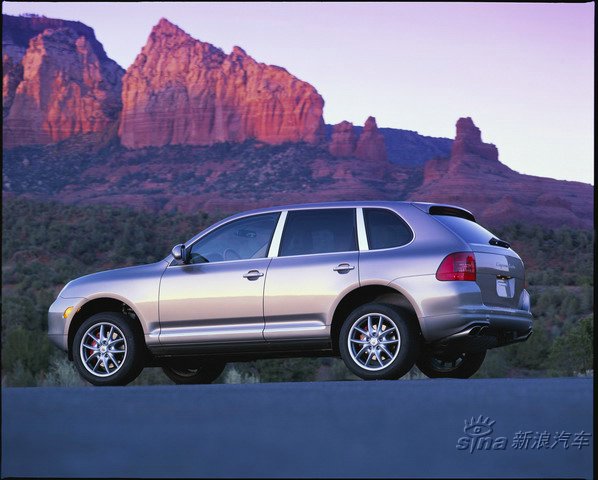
433,215,496,245
279,208,357,256
364,208,413,249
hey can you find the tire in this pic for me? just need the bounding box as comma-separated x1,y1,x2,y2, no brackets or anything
339,303,419,380
416,350,486,379
72,312,145,386
162,360,226,385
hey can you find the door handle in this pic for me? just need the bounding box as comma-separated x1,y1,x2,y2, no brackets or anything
333,263,355,273
243,270,264,280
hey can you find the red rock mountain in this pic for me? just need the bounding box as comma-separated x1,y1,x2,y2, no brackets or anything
118,18,325,148
410,118,592,228
329,121,357,157
329,117,388,162
449,116,501,174
1,15,592,230
2,16,123,147
355,116,388,162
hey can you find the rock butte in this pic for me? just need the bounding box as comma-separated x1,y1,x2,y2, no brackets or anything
329,117,388,163
118,18,325,148
3,17,123,148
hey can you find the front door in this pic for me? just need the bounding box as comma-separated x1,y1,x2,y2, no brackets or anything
159,212,280,346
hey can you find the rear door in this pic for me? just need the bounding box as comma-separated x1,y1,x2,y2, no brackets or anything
433,214,524,309
263,208,360,341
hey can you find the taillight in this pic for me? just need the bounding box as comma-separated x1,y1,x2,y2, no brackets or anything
436,252,476,281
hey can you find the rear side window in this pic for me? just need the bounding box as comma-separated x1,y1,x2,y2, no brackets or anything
364,208,413,249
279,209,357,256
433,215,496,244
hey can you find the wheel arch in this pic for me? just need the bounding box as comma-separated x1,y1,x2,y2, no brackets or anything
67,296,144,360
330,285,420,354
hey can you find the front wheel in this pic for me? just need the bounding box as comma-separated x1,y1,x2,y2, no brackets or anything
162,361,226,385
72,312,145,386
339,303,419,380
416,350,486,379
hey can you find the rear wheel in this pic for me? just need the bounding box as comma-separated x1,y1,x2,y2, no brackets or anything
416,350,486,379
72,312,144,386
162,361,226,385
339,303,419,380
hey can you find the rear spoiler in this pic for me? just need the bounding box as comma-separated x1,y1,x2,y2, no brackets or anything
411,202,476,222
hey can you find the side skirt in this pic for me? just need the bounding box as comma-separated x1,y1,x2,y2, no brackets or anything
146,339,335,366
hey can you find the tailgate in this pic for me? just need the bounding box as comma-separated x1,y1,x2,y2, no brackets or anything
430,211,525,310
471,244,524,309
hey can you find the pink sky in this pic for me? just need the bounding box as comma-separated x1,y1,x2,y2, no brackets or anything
2,2,594,184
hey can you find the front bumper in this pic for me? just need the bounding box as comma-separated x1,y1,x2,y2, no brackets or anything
48,295,86,352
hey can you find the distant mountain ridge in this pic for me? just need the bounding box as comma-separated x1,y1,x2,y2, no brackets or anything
1,14,593,229
324,124,452,167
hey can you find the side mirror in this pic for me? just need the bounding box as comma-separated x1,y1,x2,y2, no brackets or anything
171,244,185,261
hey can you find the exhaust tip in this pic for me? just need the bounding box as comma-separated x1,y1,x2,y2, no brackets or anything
469,326,481,336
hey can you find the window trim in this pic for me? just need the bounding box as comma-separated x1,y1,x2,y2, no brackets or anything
267,210,287,258
169,211,281,267
356,207,369,251
361,207,415,252
276,207,359,258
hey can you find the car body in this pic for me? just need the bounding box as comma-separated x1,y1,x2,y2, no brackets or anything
48,201,532,385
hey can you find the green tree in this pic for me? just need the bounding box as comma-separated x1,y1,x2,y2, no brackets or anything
549,316,593,376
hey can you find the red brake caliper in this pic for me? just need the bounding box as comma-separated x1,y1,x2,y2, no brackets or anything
89,333,99,358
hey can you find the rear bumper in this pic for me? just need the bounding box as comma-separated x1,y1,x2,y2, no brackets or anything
389,275,532,341
430,322,532,354
422,306,533,353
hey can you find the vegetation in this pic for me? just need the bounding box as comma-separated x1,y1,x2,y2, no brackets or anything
1,197,593,386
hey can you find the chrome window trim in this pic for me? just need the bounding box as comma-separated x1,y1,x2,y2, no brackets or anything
267,249,360,261
356,207,369,251
167,256,271,269
268,210,288,258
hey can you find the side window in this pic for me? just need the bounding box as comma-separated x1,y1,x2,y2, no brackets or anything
279,209,357,257
189,213,280,263
364,208,413,250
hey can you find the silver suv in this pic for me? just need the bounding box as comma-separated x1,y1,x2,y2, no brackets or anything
48,201,533,386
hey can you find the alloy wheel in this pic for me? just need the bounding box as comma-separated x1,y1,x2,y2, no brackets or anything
347,313,401,371
79,322,127,377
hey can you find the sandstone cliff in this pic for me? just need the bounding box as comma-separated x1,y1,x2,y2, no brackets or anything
328,116,388,162
2,16,123,147
328,121,357,157
411,117,592,228
119,18,325,148
449,116,500,172
355,116,388,162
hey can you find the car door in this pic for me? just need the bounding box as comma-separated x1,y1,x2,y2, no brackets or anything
263,208,360,342
158,212,280,346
